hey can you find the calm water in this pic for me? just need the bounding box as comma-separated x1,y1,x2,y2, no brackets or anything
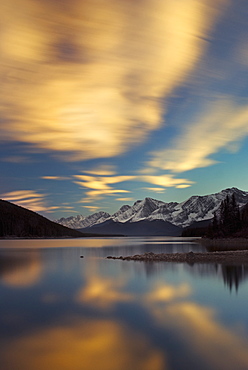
0,237,248,370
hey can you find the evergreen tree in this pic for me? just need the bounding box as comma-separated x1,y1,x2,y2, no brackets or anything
212,211,219,235
209,193,242,237
218,194,241,236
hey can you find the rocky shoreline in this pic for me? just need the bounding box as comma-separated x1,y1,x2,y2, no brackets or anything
106,250,248,264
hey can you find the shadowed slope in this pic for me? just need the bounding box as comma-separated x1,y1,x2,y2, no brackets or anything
0,200,84,238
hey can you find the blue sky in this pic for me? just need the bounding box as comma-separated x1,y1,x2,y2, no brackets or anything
1,0,248,219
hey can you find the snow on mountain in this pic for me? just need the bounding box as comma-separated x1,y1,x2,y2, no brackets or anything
54,214,86,229
111,198,165,223
55,211,110,229
148,187,248,227
54,187,248,230
111,204,132,222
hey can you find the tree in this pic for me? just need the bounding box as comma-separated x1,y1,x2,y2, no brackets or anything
212,211,219,234
218,194,241,236
208,194,242,237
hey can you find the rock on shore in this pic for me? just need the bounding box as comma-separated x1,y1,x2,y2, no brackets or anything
106,250,248,264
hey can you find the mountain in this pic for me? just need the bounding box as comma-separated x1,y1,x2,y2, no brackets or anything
54,188,248,236
0,199,84,238
157,187,248,227
55,211,110,229
81,219,182,236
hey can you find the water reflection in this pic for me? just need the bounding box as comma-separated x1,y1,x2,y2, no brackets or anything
0,250,42,287
76,259,133,310
0,318,166,370
1,238,248,369
0,236,204,253
184,263,248,293
222,265,248,293
151,302,248,370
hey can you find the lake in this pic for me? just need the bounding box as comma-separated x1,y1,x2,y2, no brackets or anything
0,236,248,370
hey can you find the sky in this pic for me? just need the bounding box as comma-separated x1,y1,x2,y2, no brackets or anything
1,0,248,219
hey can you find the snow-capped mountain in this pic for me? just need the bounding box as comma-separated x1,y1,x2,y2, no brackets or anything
55,214,86,229
54,187,248,231
55,211,110,229
147,187,248,227
111,198,166,223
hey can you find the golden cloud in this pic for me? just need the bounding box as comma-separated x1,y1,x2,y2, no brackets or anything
115,197,134,202
74,174,133,202
83,165,117,176
143,188,166,193
79,189,130,203
74,175,135,188
74,172,195,203
149,98,248,173
0,0,227,160
41,176,70,180
1,190,49,212
140,174,194,188
81,205,100,212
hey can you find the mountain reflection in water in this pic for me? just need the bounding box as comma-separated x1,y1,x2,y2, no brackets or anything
0,237,248,370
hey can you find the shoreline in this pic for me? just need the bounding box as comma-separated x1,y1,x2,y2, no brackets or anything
107,250,248,264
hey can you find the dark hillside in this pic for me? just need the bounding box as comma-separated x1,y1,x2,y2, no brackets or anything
0,200,84,238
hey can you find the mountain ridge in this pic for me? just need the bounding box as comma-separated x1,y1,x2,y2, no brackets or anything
0,199,84,238
55,188,248,233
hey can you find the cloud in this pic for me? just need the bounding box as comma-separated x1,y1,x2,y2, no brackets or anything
79,189,130,203
143,187,166,194
149,98,248,172
74,174,133,202
0,189,60,213
0,0,227,160
81,205,100,212
41,176,70,180
74,171,195,203
1,156,33,163
115,198,134,202
83,165,117,176
74,175,135,187
1,190,49,212
140,174,194,188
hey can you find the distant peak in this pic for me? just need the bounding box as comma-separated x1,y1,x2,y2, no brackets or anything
144,197,155,202
221,187,241,193
119,205,131,212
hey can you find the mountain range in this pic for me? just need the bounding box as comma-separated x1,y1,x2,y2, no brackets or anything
55,187,248,236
